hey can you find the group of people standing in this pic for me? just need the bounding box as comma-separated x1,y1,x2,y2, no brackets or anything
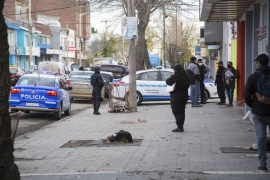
166,56,209,132
215,60,238,106
166,54,270,173
166,56,239,133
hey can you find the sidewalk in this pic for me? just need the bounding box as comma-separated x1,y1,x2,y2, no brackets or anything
15,100,270,180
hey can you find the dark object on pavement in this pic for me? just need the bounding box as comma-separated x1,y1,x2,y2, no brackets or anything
103,130,133,144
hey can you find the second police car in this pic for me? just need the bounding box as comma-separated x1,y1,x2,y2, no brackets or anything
113,68,218,105
9,73,72,120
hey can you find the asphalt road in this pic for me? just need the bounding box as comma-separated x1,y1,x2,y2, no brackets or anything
13,99,95,138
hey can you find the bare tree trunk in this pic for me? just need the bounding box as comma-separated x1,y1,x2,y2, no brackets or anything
0,1,20,179
136,26,151,70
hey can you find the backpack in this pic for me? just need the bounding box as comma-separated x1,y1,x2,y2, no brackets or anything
255,70,270,104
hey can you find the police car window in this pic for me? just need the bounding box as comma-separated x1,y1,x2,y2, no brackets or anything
160,71,173,81
18,76,55,87
140,71,158,81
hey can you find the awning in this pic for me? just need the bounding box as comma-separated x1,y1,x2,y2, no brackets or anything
200,0,256,22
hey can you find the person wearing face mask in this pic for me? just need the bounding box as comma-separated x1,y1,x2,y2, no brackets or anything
197,59,208,104
225,61,238,107
215,61,227,105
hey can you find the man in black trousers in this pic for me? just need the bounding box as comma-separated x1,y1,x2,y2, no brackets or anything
215,61,227,105
90,67,104,115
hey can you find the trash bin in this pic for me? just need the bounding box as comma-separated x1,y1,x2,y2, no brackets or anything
10,112,20,142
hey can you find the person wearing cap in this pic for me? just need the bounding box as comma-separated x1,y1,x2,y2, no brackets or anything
224,61,238,107
90,67,104,115
244,53,270,173
215,61,227,105
186,56,202,107
197,59,208,104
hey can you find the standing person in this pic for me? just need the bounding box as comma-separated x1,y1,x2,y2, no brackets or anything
90,67,104,115
225,61,238,107
186,56,202,107
197,59,207,104
244,53,270,173
215,61,227,105
166,64,190,132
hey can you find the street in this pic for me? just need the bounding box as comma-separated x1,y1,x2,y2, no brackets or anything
14,99,94,138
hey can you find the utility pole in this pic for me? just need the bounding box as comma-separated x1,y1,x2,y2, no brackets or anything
101,20,111,46
163,0,166,68
28,0,33,70
127,0,137,112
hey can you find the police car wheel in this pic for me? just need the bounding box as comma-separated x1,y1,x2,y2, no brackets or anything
54,105,62,120
64,103,71,115
136,91,142,105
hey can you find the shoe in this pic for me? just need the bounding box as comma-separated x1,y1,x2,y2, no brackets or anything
93,112,96,114
217,102,226,105
94,112,101,115
201,102,207,104
257,165,268,173
226,104,233,107
193,104,202,107
172,128,184,132
191,104,194,107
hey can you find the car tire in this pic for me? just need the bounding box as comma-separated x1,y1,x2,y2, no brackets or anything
124,91,143,105
136,91,142,105
204,90,209,102
64,103,71,116
24,110,30,113
54,105,62,120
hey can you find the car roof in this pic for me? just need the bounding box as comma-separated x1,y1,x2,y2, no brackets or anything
22,73,57,79
135,68,173,74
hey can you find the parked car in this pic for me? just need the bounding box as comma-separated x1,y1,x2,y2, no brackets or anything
100,64,127,79
38,61,69,81
9,74,72,120
113,69,218,105
65,71,93,100
9,66,25,86
65,70,113,100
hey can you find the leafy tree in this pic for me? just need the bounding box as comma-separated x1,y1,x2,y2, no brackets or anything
0,0,20,179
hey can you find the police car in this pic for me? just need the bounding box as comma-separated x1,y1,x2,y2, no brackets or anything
9,74,72,120
113,68,218,105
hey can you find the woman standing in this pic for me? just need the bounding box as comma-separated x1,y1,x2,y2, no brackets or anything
166,64,190,132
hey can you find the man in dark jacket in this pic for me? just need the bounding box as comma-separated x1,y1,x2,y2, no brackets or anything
244,53,270,173
166,64,190,132
197,59,207,104
215,61,227,105
90,67,104,115
225,61,238,107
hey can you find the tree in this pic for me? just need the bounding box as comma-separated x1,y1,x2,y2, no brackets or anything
91,0,174,70
0,1,20,179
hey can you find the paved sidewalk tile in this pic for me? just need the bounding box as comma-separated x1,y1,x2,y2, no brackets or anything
15,101,270,179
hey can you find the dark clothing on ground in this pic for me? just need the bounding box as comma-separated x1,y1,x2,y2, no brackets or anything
166,64,190,129
90,67,104,114
215,66,227,103
244,66,270,116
